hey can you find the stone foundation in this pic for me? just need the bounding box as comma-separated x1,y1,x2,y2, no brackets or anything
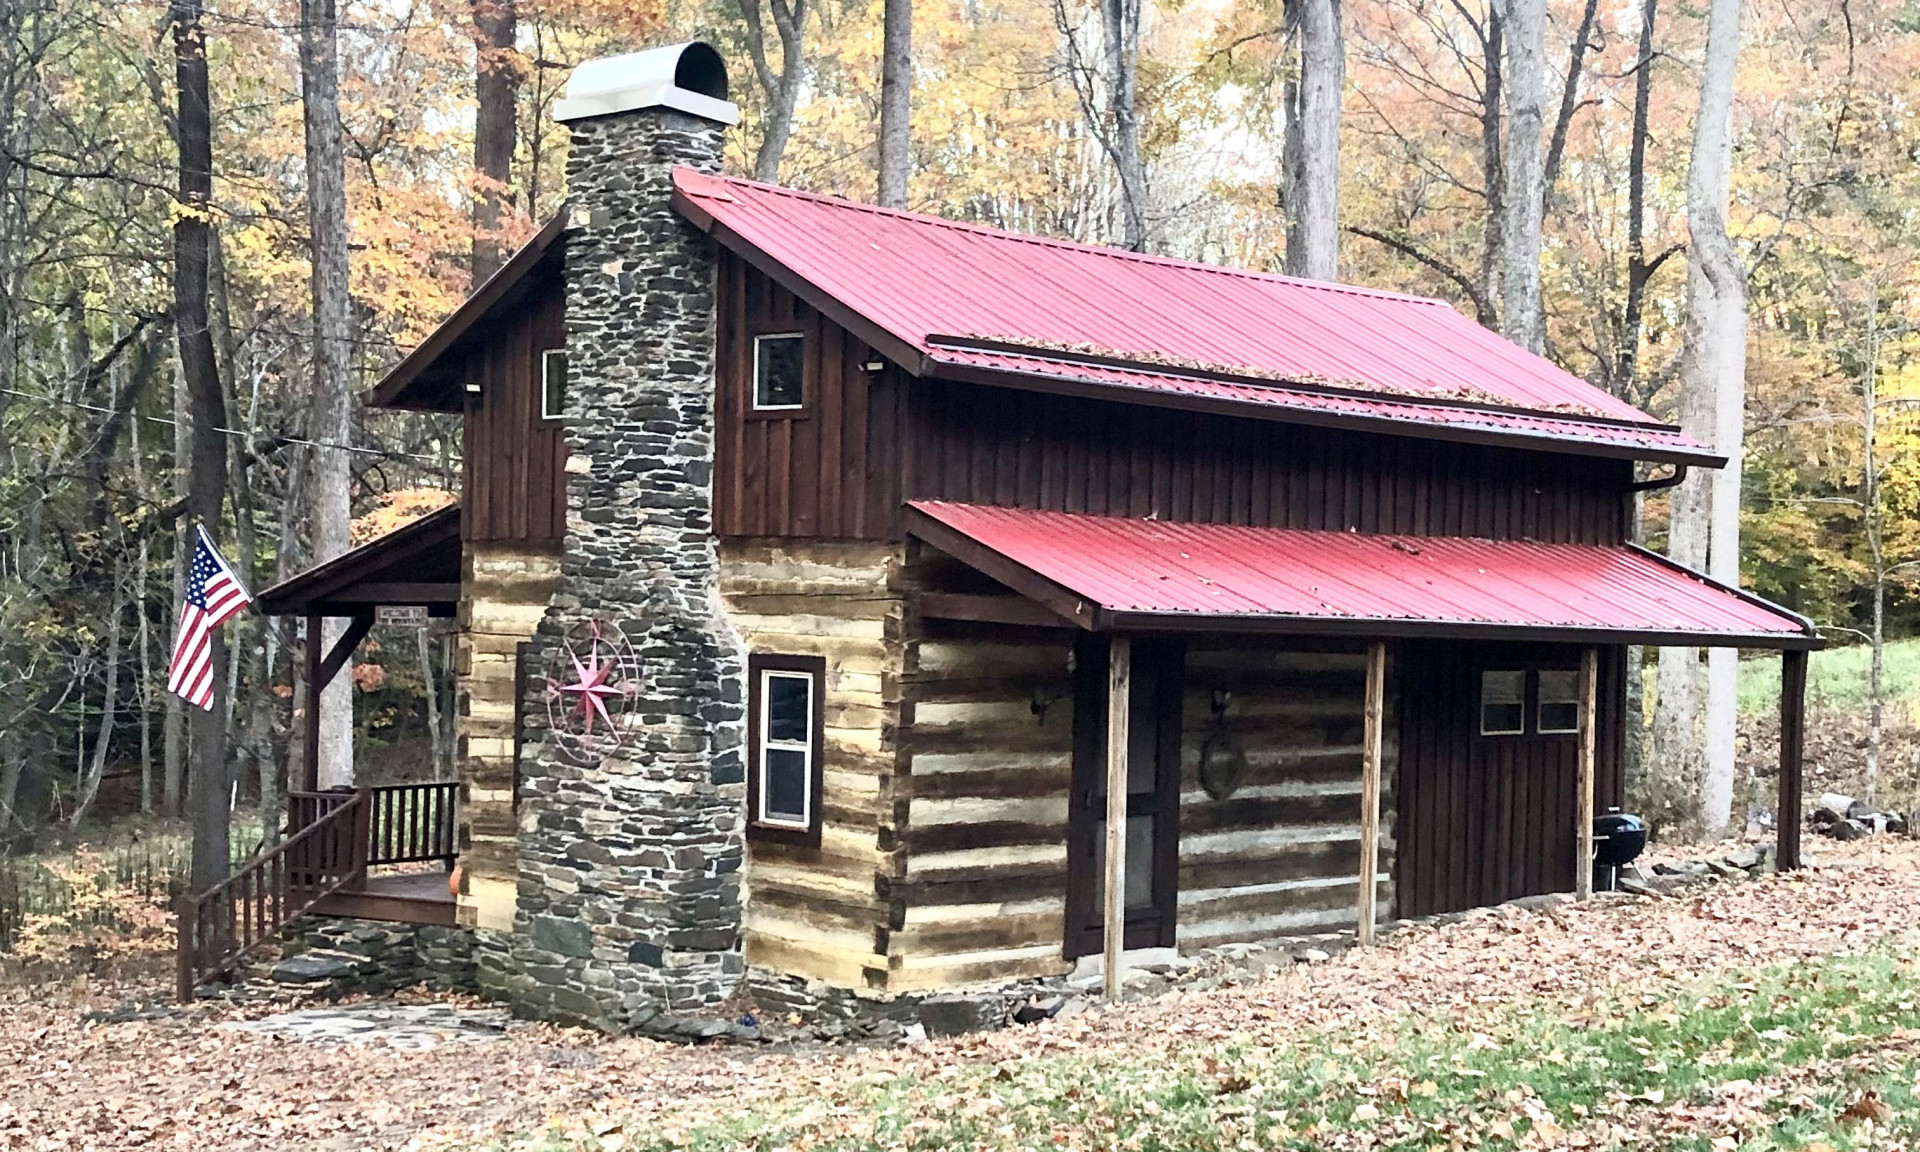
272,918,480,997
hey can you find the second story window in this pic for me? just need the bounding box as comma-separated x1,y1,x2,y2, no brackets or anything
541,349,567,420
753,332,805,411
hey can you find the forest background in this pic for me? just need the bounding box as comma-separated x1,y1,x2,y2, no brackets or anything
0,0,1913,892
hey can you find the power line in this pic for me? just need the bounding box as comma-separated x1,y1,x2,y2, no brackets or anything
0,386,449,463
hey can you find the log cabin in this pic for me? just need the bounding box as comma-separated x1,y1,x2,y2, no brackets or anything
189,42,1821,1027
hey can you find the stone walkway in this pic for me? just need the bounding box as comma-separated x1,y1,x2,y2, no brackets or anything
218,1002,514,1050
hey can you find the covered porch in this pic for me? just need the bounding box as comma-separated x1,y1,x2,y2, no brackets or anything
903,501,1822,998
177,508,466,997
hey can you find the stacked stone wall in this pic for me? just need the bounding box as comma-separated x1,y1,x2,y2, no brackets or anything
498,106,747,1031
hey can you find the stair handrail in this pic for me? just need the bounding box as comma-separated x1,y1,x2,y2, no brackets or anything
174,787,371,1000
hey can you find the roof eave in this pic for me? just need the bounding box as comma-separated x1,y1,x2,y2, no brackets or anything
366,213,568,412
255,505,462,615
1097,608,1822,651
922,357,1730,469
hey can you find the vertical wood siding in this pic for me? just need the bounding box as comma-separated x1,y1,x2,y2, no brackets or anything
1394,641,1626,919
713,251,907,539
711,259,1633,545
1175,642,1398,949
721,540,906,989
460,275,567,545
909,381,1631,543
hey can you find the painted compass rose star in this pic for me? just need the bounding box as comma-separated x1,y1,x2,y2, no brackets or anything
558,625,629,734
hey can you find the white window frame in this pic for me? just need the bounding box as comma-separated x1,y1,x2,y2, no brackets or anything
540,349,567,421
751,332,806,411
1479,670,1527,736
1535,669,1582,735
756,668,815,829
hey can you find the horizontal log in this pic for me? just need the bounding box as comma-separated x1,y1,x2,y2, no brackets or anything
918,593,1077,628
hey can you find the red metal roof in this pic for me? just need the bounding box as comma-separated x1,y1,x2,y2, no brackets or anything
906,502,1816,648
673,170,1719,465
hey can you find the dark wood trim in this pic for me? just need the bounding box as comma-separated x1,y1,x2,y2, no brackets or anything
316,582,463,605
917,592,1079,628
1778,648,1807,871
1066,635,1182,960
368,211,567,411
316,611,375,691
921,358,1727,469
303,612,322,792
903,507,1098,629
255,505,461,616
746,653,827,848
309,889,460,927
671,193,930,375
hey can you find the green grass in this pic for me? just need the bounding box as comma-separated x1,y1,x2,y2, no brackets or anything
1735,637,1920,714
493,947,1920,1151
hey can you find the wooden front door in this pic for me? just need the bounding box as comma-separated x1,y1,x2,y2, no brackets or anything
1065,636,1184,959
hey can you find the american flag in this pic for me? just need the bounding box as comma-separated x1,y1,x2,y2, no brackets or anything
167,524,252,711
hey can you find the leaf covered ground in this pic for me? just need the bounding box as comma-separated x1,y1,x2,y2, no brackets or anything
4,840,1920,1151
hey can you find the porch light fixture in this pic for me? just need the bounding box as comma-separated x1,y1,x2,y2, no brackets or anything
464,382,482,395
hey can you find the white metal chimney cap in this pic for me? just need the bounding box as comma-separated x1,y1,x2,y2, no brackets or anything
553,42,738,126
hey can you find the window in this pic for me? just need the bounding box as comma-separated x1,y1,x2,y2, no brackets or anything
541,349,567,420
752,333,805,410
1479,671,1526,736
747,654,824,843
1536,670,1582,734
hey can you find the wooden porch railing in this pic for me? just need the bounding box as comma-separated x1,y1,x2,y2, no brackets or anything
366,781,458,866
174,781,460,1000
175,789,370,1000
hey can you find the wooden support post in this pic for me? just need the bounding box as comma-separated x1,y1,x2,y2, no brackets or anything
1576,647,1598,900
174,895,196,1002
1103,634,1131,1002
1356,640,1385,946
303,611,322,792
1779,648,1808,871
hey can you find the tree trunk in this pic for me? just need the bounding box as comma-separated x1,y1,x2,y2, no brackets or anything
471,0,519,284
173,0,232,892
1613,0,1659,396
301,0,357,791
1477,4,1505,319
1862,304,1884,808
1692,0,1748,841
71,561,126,829
163,367,186,819
736,0,809,183
877,0,911,208
1281,0,1342,281
1498,0,1546,352
1099,0,1147,250
1541,0,1599,201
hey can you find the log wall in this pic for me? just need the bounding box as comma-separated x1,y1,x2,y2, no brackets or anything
719,539,906,989
1175,641,1397,949
893,616,1079,991
456,543,561,931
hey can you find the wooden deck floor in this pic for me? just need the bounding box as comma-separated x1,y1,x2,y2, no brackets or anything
311,869,459,927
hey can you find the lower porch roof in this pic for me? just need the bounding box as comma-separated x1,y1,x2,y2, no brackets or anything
255,504,461,618
905,501,1820,650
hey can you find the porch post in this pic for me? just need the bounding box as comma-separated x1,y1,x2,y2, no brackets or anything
303,611,322,792
1575,647,1598,900
1356,640,1385,945
1779,648,1808,870
1103,634,1132,1001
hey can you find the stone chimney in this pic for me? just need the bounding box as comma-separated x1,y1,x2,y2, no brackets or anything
502,43,746,1030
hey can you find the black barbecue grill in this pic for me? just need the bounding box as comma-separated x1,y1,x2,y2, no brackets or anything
1593,808,1647,891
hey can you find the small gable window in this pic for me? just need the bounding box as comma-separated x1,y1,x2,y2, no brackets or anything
541,349,567,421
753,333,805,411
748,654,824,844
1536,670,1582,734
1479,671,1526,736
